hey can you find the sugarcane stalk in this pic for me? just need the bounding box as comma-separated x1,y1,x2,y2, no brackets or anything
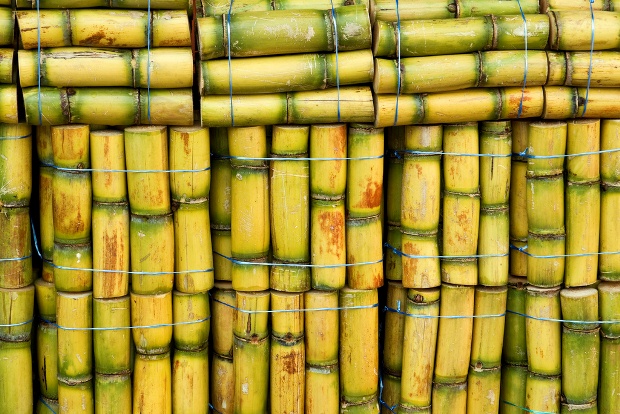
374,87,545,127
90,130,127,203
383,281,407,376
0,8,12,47
598,281,620,338
94,373,131,414
306,364,339,414
339,288,378,404
381,373,401,414
93,297,131,375
197,5,371,60
0,207,33,288
525,286,562,376
201,86,374,127
129,214,174,295
19,48,192,88
466,366,501,413
211,353,234,414
23,87,194,126
17,10,190,49
130,291,172,354
525,373,561,414
456,0,540,17
600,120,620,281
373,14,549,58
0,340,33,413
0,285,34,342
542,0,610,12
37,321,58,400
57,291,93,382
201,0,368,16
346,215,383,289
35,278,57,322
503,276,528,366
173,290,210,351
169,125,210,203
600,335,620,412
434,284,474,384
270,291,305,413
399,287,440,410
0,124,32,207
172,348,209,414
92,202,129,299
18,0,189,8
200,50,373,95
510,121,528,277
133,352,172,414
173,201,214,293
470,286,507,369
549,11,620,51
211,282,235,357
431,382,467,414
0,86,18,124
500,364,528,414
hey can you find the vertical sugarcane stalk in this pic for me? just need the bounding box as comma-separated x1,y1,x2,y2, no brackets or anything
525,286,561,412
400,125,442,289
340,288,378,407
37,321,58,400
210,127,233,283
600,120,620,281
304,289,339,414
499,364,528,414
310,124,347,290
503,277,528,366
479,121,511,286
598,281,620,412
566,120,600,287
270,291,305,413
442,123,480,286
95,373,131,414
383,282,407,378
0,124,32,207
560,288,599,406
385,127,405,282
270,126,310,292
0,340,34,413
210,282,235,413
0,207,33,289
467,286,507,414
233,291,270,413
346,124,384,289
133,352,172,414
91,130,129,299
229,127,270,292
509,121,529,278
0,286,33,342
526,122,567,288
434,283,474,409
399,287,440,412
173,291,210,352
57,291,93,413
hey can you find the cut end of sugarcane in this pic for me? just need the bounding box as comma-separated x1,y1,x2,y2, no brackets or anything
560,287,598,300
169,124,204,133
124,125,167,133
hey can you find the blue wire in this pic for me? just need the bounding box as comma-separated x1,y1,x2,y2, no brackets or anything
385,242,508,260
510,242,620,259
393,0,401,126
581,0,596,117
213,250,383,269
516,0,528,118
228,0,234,125
501,400,554,414
211,294,379,314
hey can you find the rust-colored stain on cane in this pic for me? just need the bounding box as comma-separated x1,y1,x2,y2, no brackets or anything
181,132,191,156
281,350,301,374
402,241,419,275
356,177,382,209
102,139,114,188
101,229,126,296
317,210,344,256
80,30,115,46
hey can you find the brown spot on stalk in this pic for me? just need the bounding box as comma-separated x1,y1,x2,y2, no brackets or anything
80,31,114,46
318,210,344,257
281,350,300,374
355,178,382,209
181,132,191,156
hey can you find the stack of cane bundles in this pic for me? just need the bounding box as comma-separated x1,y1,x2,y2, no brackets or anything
14,0,194,126
197,2,375,126
0,121,34,412
208,121,384,413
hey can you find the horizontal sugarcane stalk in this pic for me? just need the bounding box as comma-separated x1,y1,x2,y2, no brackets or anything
374,87,545,127
371,0,539,21
198,5,371,60
200,0,369,16
17,0,189,8
202,86,374,127
23,87,193,126
200,50,373,95
0,86,18,124
17,9,191,50
542,0,612,12
549,11,620,51
0,8,12,47
19,47,193,88
373,14,549,58
0,49,13,84
374,50,548,94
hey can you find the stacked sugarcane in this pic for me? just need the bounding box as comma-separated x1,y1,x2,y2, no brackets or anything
197,3,375,127
0,7,18,123
0,123,34,413
14,1,194,126
371,4,620,126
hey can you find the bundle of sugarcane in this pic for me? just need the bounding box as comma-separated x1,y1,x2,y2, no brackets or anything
49,125,94,413
370,0,539,22
16,8,193,126
197,4,375,126
198,0,369,16
0,123,34,413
